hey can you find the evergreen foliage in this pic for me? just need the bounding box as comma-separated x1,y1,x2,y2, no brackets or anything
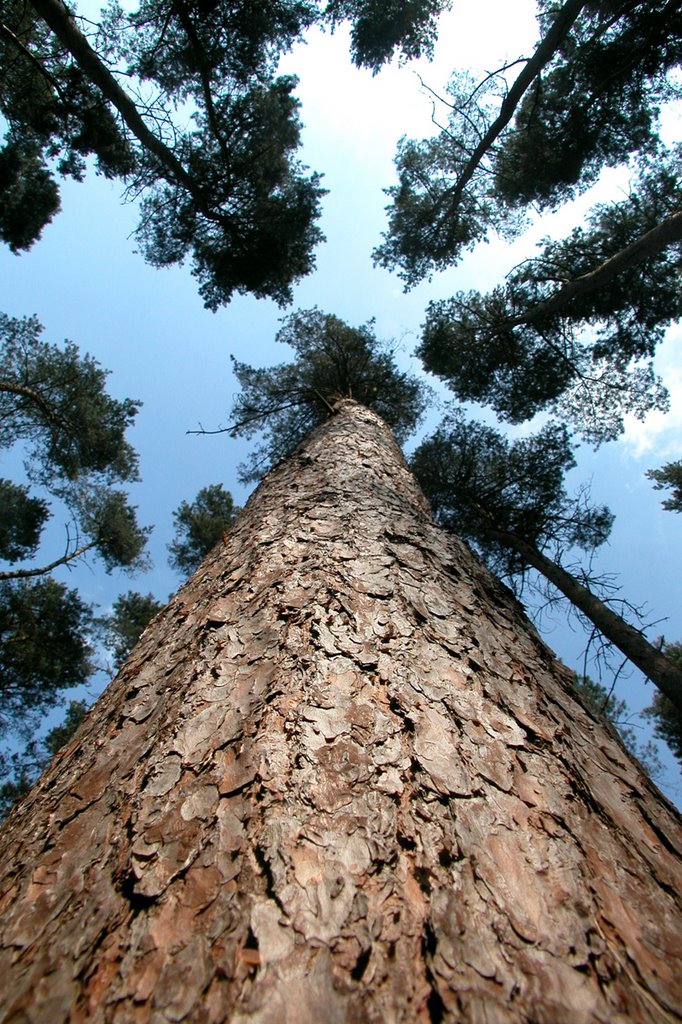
0,480,48,563
494,0,681,209
375,0,682,282
416,151,680,443
410,410,612,578
0,314,149,806
230,309,428,481
100,591,165,672
0,578,93,737
0,313,149,578
644,643,682,769
0,0,134,251
1,0,449,305
168,484,238,577
647,460,682,514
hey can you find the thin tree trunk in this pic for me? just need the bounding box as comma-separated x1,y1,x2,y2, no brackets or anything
491,525,682,711
0,401,680,1023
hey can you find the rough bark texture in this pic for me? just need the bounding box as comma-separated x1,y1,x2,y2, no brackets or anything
1,401,681,1023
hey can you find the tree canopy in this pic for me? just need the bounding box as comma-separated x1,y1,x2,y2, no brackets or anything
1,0,451,306
0,577,93,738
100,590,165,672
168,483,239,577
0,697,89,819
416,150,680,443
411,410,612,579
647,460,682,514
0,313,149,579
375,0,681,282
0,312,151,806
229,308,428,481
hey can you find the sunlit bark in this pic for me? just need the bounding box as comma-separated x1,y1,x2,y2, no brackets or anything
1,401,680,1022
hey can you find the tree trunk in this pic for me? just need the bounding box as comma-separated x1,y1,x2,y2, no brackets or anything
0,400,680,1023
488,526,682,711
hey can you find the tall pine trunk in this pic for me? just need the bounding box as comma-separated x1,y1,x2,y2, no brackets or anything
1,401,680,1023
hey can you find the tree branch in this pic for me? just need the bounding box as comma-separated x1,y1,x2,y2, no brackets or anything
518,210,682,324
489,525,682,711
27,0,230,227
443,0,589,211
0,541,95,580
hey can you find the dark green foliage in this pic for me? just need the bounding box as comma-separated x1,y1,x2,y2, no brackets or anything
0,140,61,252
644,643,682,768
375,0,682,282
411,411,612,578
168,484,238,577
0,481,48,563
1,0,449,305
0,316,147,801
42,698,89,755
647,460,682,514
0,578,93,735
0,313,149,577
572,674,661,778
230,308,428,481
100,591,164,671
417,150,680,443
0,313,140,484
0,698,89,820
136,77,325,309
75,488,151,572
325,0,451,70
495,0,682,209
0,0,133,250
373,133,499,287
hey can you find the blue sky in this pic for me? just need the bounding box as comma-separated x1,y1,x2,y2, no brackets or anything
1,0,680,802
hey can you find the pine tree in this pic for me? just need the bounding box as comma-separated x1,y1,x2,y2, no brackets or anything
0,402,680,1021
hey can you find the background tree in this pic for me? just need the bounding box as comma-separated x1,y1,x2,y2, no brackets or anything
100,590,165,673
647,459,682,513
0,312,149,579
374,1,681,450
168,483,239,577
416,148,680,444
411,411,682,709
375,0,681,282
0,576,93,738
0,587,165,822
1,0,450,305
0,312,150,816
0,697,88,819
227,307,428,480
644,642,682,771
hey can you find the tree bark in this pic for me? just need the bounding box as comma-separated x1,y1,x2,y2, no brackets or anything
489,526,682,712
0,400,680,1023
